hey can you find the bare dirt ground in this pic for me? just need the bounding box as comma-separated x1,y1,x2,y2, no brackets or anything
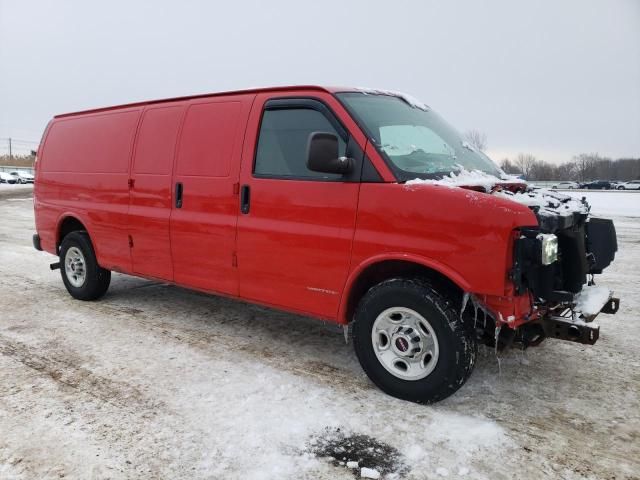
0,187,638,479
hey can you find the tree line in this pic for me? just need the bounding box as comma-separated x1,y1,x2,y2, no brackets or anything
0,153,35,168
499,153,640,182
461,130,639,182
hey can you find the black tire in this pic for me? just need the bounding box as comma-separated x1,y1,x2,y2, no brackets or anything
352,278,476,403
59,231,111,300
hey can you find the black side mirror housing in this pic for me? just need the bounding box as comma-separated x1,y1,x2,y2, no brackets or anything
306,132,352,175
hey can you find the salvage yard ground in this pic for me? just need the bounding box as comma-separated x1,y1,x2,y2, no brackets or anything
0,186,639,479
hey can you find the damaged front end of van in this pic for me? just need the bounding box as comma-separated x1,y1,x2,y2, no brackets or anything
480,187,620,349
339,89,620,352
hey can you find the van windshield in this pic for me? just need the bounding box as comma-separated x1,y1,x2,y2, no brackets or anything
337,92,503,181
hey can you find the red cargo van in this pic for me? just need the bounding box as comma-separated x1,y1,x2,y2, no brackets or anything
33,86,619,402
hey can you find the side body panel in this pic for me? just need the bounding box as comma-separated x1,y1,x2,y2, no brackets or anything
35,108,141,271
169,94,254,296
128,104,185,280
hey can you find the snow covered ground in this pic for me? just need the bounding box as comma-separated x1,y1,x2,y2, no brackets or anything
565,190,640,217
0,189,638,479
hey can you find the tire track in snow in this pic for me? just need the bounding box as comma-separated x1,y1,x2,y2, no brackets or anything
0,334,161,412
0,270,373,396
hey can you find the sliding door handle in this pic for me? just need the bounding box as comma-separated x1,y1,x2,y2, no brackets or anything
240,184,250,214
175,182,183,208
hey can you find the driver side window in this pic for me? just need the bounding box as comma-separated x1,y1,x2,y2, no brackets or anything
254,108,346,179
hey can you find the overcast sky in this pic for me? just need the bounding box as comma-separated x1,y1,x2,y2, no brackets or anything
1,0,638,163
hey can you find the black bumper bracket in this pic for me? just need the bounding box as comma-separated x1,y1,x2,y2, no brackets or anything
600,297,620,315
542,316,600,345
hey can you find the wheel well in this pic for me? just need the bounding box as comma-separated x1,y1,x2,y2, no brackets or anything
344,260,463,323
57,217,87,249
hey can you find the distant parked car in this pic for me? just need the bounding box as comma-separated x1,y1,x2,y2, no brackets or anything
582,180,612,190
0,172,18,184
616,180,640,190
552,181,579,189
9,171,34,184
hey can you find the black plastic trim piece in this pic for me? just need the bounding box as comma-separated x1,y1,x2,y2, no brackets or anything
32,233,42,251
175,182,183,208
264,97,348,140
361,153,383,182
240,184,250,214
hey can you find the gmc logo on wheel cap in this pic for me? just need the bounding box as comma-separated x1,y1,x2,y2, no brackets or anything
395,337,409,352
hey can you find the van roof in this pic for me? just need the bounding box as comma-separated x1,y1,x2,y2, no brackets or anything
54,85,358,119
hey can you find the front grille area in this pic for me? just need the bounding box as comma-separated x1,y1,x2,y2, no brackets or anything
512,221,588,302
512,215,617,305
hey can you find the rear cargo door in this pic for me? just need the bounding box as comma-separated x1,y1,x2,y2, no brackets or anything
128,104,185,280
169,95,253,295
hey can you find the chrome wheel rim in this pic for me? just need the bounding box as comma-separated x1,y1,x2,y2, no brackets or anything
371,307,440,381
65,247,86,288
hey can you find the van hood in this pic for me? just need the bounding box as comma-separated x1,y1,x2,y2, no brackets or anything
406,169,590,233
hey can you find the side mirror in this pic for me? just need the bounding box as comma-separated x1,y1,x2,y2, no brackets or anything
306,132,352,175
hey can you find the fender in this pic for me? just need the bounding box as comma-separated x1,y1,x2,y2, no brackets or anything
55,211,99,257
338,252,473,324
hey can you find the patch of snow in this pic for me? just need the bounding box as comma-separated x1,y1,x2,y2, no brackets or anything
405,168,591,219
461,141,476,152
495,188,589,217
566,191,640,217
458,467,470,475
355,87,430,111
360,467,381,479
574,285,611,317
406,168,502,193
347,461,359,469
436,466,450,476
405,444,424,460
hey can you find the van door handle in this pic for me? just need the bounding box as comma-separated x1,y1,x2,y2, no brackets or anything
240,184,250,214
175,182,183,209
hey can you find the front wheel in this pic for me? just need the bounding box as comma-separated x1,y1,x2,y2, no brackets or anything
352,278,476,403
59,231,111,300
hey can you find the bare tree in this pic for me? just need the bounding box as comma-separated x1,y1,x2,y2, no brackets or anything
462,130,487,151
573,153,601,182
514,153,537,179
555,161,578,181
499,158,520,175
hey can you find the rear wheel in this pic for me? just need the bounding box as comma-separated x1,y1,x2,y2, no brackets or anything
59,231,111,300
352,278,476,403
